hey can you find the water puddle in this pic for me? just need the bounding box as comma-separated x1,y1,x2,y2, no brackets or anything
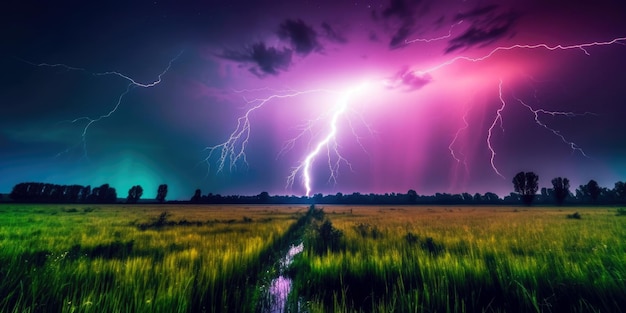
262,242,304,313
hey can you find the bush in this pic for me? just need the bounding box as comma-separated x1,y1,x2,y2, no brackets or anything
306,219,343,255
354,223,383,239
616,208,626,216
404,232,445,256
567,212,582,219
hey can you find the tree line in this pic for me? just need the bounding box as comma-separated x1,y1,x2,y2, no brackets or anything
510,171,626,206
8,182,167,204
5,174,625,205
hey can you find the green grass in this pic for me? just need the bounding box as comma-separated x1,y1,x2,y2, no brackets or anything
291,206,626,312
0,204,307,313
3,205,625,312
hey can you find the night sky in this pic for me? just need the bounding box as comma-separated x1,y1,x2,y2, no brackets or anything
2,0,626,200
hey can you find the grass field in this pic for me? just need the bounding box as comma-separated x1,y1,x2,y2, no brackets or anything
291,206,626,312
0,204,308,313
1,205,625,312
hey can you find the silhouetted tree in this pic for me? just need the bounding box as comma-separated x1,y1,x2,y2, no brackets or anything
551,177,570,205
66,185,82,203
483,192,500,202
258,191,270,204
513,171,539,206
156,184,168,203
191,189,202,203
407,189,418,203
80,185,91,203
613,181,626,203
92,184,117,203
578,180,601,203
587,180,601,202
127,185,143,203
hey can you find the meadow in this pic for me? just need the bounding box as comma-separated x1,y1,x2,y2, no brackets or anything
292,206,626,312
0,204,308,313
1,204,625,313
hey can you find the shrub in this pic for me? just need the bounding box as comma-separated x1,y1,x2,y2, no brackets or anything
616,208,626,216
567,212,582,219
354,223,383,239
404,232,445,256
306,219,343,255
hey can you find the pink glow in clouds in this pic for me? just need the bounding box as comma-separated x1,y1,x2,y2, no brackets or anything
5,0,626,199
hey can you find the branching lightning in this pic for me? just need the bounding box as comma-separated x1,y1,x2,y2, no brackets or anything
405,20,464,44
207,36,625,196
514,96,594,157
486,80,507,178
24,52,183,158
203,88,332,175
286,83,369,196
448,109,470,175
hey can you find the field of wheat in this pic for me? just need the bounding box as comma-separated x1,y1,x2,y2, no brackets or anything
292,206,626,312
1,204,625,312
0,204,307,313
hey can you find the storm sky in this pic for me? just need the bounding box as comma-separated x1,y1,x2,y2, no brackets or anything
1,0,626,200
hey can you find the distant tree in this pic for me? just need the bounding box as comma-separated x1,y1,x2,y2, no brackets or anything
9,183,28,201
613,181,626,203
191,189,202,203
127,185,143,203
551,177,570,205
483,192,501,203
93,184,117,203
156,184,168,203
407,189,418,204
587,180,601,202
80,185,91,203
258,191,270,204
579,180,601,203
512,171,539,206
67,185,82,203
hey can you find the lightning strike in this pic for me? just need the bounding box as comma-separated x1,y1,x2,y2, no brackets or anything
448,109,470,174
203,89,332,175
208,36,625,196
514,96,593,157
25,52,183,158
486,80,507,179
405,20,464,44
287,83,369,196
415,37,626,75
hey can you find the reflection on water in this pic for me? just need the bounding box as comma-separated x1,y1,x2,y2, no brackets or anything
265,242,304,313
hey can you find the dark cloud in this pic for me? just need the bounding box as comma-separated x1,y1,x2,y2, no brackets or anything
387,67,432,91
278,19,321,55
382,0,414,19
218,19,323,78
445,10,519,53
321,22,348,44
220,43,292,77
455,5,498,20
377,0,423,49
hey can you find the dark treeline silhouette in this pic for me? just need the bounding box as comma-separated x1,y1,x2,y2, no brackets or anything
9,182,117,203
5,177,626,205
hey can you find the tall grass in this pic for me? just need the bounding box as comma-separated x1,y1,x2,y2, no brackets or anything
0,204,306,313
291,206,626,312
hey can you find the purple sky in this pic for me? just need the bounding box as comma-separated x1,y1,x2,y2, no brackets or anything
1,0,626,199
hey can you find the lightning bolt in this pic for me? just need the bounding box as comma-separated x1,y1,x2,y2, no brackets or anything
207,36,625,196
514,95,595,158
286,83,369,196
486,79,507,179
405,20,464,44
203,88,332,175
448,109,470,174
415,37,626,75
23,51,183,158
